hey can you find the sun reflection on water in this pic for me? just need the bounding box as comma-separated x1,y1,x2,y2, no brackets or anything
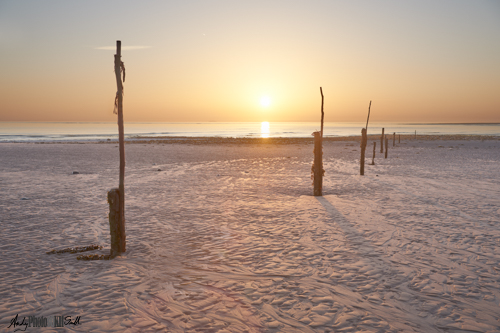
260,122,270,138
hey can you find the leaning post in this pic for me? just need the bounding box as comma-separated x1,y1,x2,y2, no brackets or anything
360,100,371,175
320,87,324,138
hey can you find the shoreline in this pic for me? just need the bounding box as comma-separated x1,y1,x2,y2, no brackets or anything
2,133,499,145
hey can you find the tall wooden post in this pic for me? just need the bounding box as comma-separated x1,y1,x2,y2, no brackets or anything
385,136,388,158
393,132,396,147
380,128,384,153
360,100,371,175
360,128,367,175
371,141,376,165
313,87,324,196
109,40,126,255
399,134,400,144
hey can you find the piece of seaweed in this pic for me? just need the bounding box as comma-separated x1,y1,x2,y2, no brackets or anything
77,254,111,260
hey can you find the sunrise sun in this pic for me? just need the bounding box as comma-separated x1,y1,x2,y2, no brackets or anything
259,96,271,108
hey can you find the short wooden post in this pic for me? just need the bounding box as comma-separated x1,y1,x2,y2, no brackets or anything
360,128,367,175
107,188,123,257
385,136,388,158
393,132,395,147
313,131,323,196
399,134,400,144
380,128,384,153
371,141,376,165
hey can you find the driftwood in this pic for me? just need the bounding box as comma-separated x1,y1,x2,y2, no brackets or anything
46,245,102,255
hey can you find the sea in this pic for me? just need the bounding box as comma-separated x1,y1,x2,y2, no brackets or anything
0,122,499,142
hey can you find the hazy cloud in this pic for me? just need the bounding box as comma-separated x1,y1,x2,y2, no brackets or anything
94,45,152,51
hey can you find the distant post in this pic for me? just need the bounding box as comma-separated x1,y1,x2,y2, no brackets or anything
371,141,376,165
108,40,126,256
360,128,367,175
393,132,395,147
385,136,388,158
320,87,324,138
380,128,384,153
399,134,400,144
360,100,371,175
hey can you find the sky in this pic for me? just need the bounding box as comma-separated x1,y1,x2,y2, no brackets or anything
0,0,499,123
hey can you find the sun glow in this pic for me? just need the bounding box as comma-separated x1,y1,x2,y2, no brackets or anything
259,96,271,108
260,121,270,138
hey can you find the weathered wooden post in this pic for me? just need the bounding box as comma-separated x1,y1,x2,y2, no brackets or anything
312,87,324,196
385,136,388,158
320,87,324,138
393,132,396,147
371,141,376,165
107,189,120,257
380,128,384,153
399,134,400,144
108,40,126,257
360,128,367,175
313,131,323,196
360,100,371,175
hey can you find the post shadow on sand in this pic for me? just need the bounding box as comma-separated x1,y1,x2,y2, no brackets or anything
315,196,380,256
313,196,458,332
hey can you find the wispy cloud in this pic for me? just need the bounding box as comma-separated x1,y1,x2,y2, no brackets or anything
94,45,152,51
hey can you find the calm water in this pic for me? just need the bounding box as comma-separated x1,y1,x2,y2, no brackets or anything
0,122,499,142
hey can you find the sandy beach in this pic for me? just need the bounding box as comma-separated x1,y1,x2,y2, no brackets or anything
1,136,499,332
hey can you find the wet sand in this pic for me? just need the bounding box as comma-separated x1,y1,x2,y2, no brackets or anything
1,135,499,332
